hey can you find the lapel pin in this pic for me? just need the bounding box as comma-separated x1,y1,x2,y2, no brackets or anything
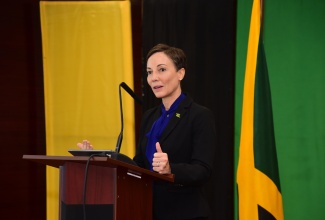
176,113,181,118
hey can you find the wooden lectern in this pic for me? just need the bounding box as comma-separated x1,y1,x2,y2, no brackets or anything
23,154,174,220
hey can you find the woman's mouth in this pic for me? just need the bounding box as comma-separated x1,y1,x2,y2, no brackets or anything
153,85,163,90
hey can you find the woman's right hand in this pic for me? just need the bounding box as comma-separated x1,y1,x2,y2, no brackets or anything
77,140,93,150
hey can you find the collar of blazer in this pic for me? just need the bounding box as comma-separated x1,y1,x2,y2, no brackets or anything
158,94,193,143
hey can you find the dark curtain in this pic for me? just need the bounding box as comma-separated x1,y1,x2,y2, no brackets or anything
142,0,236,219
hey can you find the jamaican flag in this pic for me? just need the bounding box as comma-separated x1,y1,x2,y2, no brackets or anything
236,0,284,219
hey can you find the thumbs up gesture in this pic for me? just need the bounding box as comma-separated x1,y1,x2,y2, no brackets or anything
152,142,171,174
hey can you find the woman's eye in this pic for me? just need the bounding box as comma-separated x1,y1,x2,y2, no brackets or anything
159,68,166,72
147,71,152,75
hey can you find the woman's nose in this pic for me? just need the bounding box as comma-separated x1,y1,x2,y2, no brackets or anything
150,71,158,81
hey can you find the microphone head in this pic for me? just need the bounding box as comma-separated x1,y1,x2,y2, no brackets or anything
120,82,143,105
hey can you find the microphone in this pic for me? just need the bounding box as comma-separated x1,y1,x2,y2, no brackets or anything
115,82,142,153
120,82,143,105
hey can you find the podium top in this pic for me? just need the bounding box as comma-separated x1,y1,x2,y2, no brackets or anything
23,154,174,183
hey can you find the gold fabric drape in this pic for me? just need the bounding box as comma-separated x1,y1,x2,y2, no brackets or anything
40,1,134,219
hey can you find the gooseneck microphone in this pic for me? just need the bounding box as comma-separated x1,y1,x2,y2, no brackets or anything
115,82,142,153
120,82,143,105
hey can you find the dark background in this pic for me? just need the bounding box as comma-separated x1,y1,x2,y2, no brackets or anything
0,0,235,219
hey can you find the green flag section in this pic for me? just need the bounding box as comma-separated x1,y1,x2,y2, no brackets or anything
40,1,134,220
236,0,284,219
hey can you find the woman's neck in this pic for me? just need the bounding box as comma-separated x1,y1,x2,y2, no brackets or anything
162,90,182,110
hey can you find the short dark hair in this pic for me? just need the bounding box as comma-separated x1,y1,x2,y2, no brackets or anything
146,43,187,71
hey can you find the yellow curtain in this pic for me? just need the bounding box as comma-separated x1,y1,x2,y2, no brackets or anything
40,1,134,219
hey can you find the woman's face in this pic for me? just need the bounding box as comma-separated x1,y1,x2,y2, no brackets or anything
147,52,185,103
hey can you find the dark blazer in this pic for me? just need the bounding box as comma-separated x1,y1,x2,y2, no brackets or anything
133,95,217,220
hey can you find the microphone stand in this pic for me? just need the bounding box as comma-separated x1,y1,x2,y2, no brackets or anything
114,82,142,163
115,84,124,153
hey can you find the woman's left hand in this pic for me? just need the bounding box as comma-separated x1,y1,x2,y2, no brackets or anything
152,142,171,174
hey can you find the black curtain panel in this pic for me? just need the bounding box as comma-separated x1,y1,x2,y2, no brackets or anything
142,0,236,219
